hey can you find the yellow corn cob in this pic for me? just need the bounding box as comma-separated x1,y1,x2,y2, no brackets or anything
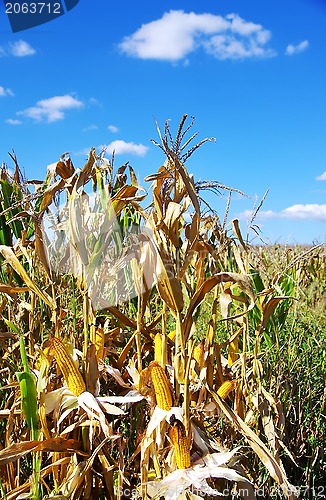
43,345,52,359
228,337,239,366
138,366,151,397
95,327,105,362
169,420,191,469
150,361,173,410
48,337,86,396
154,333,164,366
193,340,205,369
217,379,236,400
167,330,176,342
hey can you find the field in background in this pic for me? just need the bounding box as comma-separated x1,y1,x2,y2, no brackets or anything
0,116,325,499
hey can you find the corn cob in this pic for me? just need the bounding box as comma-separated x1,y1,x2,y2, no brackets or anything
95,327,105,362
228,337,239,366
150,361,173,410
193,340,205,369
48,337,86,396
138,366,151,397
167,330,176,342
169,420,191,469
217,379,236,400
154,333,164,366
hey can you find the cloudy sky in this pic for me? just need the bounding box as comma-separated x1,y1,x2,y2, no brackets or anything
0,0,326,244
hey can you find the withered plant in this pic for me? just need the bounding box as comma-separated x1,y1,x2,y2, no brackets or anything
0,116,324,499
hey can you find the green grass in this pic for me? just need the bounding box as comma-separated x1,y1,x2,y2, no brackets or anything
268,309,326,491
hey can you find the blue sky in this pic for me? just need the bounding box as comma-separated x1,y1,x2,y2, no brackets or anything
1,0,326,244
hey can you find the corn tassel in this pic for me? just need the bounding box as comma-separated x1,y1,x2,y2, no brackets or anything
48,337,86,396
217,379,236,400
150,361,173,410
169,420,191,469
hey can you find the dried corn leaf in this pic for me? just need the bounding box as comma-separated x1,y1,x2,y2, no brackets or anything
184,272,255,341
220,288,233,319
56,158,75,179
232,219,247,250
0,438,85,466
260,296,293,331
0,283,29,295
111,185,145,216
39,178,65,213
209,386,298,500
34,221,52,277
167,151,200,215
0,245,55,309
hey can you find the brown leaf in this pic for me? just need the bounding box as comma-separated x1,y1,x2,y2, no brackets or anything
232,219,247,249
184,272,256,341
39,178,65,213
167,151,200,215
56,159,75,179
144,166,173,183
156,276,184,314
0,438,85,466
35,222,52,277
187,212,200,245
111,185,143,216
260,296,292,331
0,283,29,295
0,245,56,310
128,164,138,187
106,306,152,341
209,387,299,500
80,147,96,181
86,343,99,396
0,332,19,340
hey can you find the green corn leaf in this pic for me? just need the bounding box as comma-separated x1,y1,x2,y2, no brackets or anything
3,319,20,334
15,337,39,440
0,178,24,239
249,266,265,294
16,371,39,440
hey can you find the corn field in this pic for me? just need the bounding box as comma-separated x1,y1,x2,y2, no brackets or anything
0,116,325,499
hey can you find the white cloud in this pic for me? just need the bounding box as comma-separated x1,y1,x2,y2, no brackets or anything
0,86,14,97
281,204,326,221
108,124,119,133
89,97,102,107
77,140,148,157
241,209,276,220
83,124,98,132
285,40,309,56
5,118,22,125
18,95,84,123
119,10,275,62
240,204,326,222
9,40,36,57
103,140,148,156
316,171,326,181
